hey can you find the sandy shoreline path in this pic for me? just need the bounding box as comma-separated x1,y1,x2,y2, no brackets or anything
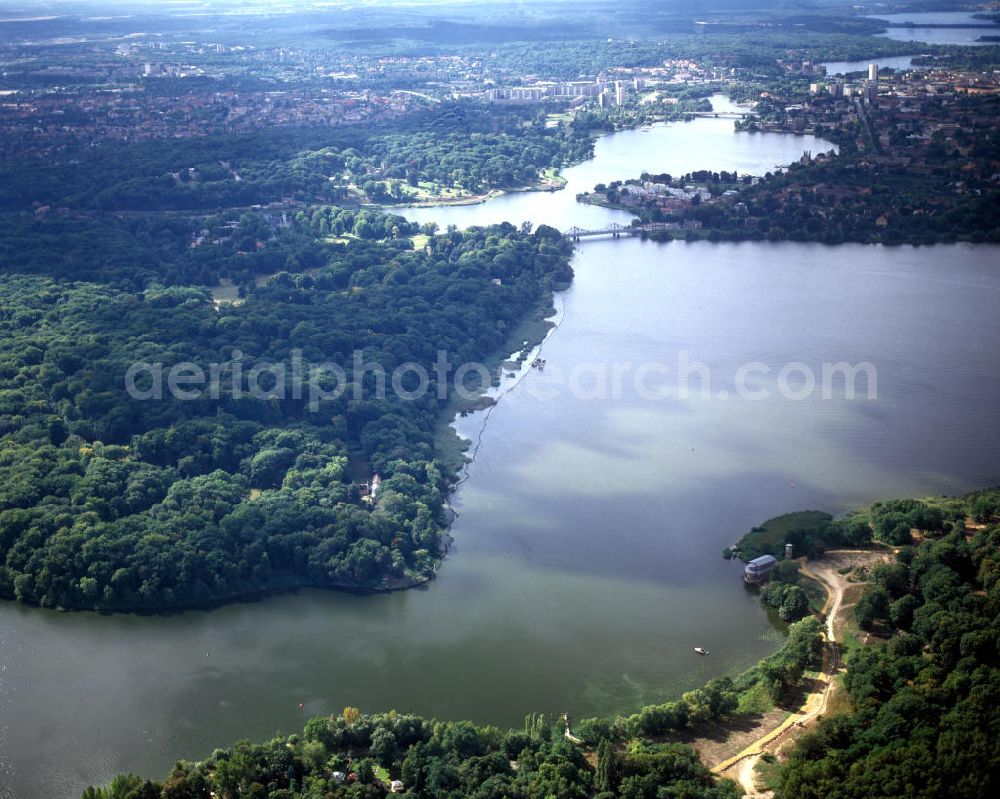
711,549,890,797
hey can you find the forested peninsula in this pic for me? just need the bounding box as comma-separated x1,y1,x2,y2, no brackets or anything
0,210,573,611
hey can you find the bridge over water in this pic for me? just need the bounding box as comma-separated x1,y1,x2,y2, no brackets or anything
690,111,749,119
564,222,677,241
564,223,634,240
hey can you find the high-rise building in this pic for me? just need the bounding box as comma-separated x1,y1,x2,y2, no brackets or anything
615,80,625,107
868,62,879,81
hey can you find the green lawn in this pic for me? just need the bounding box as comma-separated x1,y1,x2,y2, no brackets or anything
541,166,567,187
737,510,833,561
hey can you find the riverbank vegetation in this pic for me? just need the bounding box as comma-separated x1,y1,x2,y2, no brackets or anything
80,617,824,799
80,500,832,798
573,616,824,748
84,487,1000,797
772,489,1000,799
726,510,834,561
83,707,740,799
0,213,574,611
729,490,992,566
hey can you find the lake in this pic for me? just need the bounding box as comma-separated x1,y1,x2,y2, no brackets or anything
2,101,999,799
872,12,1000,46
393,97,834,232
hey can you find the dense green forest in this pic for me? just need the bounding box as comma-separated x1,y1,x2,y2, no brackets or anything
687,157,1000,244
0,209,318,289
774,489,1000,799
82,712,740,799
0,102,594,212
0,204,437,289
0,211,574,610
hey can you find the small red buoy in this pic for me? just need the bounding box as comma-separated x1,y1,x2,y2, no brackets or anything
298,702,305,709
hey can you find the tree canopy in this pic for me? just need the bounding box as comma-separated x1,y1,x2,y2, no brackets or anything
777,491,1000,799
0,212,574,611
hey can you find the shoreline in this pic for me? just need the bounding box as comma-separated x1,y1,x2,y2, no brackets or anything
434,287,567,479
1,259,570,618
376,170,570,209
8,569,437,618
81,488,1000,796
579,195,1000,247
0,218,569,618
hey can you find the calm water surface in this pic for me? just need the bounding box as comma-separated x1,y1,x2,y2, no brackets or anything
2,101,1000,799
873,12,999,46
393,98,834,232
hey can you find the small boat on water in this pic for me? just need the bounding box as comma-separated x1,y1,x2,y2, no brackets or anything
694,647,709,656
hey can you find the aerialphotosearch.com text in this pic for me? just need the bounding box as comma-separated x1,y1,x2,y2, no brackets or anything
125,349,878,410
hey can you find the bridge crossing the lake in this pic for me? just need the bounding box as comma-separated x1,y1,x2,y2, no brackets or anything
563,222,678,241
690,111,750,119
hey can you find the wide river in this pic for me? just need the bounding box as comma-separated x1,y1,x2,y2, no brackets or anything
2,98,1000,799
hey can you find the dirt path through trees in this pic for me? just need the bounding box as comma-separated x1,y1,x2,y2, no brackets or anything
711,550,889,796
